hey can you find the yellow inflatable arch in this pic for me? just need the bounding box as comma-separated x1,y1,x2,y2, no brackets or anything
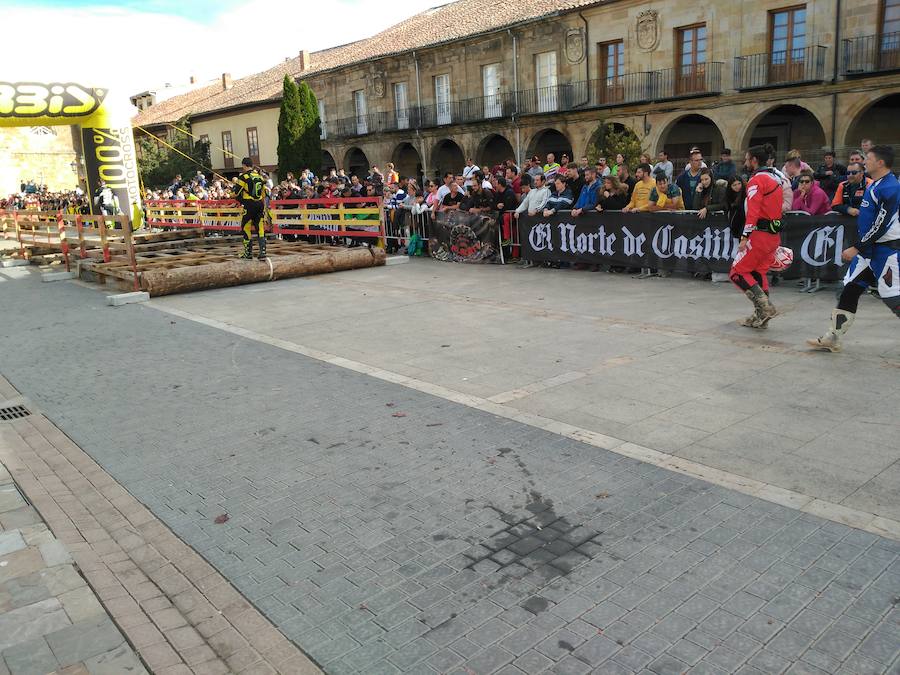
0,82,141,217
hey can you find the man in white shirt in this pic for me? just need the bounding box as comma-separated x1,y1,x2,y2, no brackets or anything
515,174,550,217
462,158,480,187
515,174,550,268
436,172,455,202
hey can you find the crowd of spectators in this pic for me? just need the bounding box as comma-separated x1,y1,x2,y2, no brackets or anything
143,170,233,201
371,140,881,231
5,138,883,246
0,186,91,214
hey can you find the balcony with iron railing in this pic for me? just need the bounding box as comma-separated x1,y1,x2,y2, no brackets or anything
323,61,724,139
583,72,656,108
733,45,827,90
650,62,724,100
841,32,900,75
417,92,518,127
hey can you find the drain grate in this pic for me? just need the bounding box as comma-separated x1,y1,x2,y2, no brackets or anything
0,405,31,421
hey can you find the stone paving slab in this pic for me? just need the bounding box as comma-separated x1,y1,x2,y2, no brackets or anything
0,459,146,675
1,272,898,674
150,261,900,523
0,404,318,674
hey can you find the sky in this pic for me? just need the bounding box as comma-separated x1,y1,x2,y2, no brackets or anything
2,0,442,109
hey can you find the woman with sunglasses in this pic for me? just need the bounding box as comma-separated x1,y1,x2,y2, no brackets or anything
791,170,831,215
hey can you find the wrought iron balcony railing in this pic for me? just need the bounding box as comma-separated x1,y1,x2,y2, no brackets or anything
418,92,518,127
841,32,900,75
323,62,724,139
733,46,827,90
584,72,655,107
649,62,724,100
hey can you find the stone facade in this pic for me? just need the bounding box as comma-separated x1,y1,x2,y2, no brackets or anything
190,0,899,180
312,0,898,179
0,127,82,196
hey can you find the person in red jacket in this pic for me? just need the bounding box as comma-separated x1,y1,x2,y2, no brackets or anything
729,144,784,328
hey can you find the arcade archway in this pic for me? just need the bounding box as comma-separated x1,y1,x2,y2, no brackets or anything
477,134,515,173
527,129,573,164
658,114,724,168
321,150,337,173
742,104,827,164
431,139,465,179
391,142,423,182
343,147,369,178
844,94,900,151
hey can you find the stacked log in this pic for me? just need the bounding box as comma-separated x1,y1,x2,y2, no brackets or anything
138,246,386,296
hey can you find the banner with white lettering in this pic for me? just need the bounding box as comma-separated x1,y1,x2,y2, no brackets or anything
518,212,852,280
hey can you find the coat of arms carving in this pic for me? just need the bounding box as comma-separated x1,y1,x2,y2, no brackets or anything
636,10,660,52
565,28,586,64
370,72,386,98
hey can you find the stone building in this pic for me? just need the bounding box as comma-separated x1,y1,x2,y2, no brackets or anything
133,0,900,183
0,126,82,196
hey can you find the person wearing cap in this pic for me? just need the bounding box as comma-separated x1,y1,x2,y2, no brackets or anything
232,158,268,260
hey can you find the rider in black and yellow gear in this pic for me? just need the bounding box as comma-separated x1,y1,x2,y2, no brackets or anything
232,157,268,260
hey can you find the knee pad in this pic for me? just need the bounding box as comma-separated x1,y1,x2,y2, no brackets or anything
730,272,751,291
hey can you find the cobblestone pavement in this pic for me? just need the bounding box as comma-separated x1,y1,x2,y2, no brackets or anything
153,260,900,525
1,272,899,675
0,377,317,675
0,458,146,675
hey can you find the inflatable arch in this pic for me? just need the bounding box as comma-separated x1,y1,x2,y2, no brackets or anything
0,82,141,217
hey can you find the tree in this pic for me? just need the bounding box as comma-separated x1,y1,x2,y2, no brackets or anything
137,116,210,189
277,75,304,178
276,78,322,177
296,82,322,175
587,121,644,167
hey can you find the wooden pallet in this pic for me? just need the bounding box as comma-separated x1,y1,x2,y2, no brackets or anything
85,238,385,296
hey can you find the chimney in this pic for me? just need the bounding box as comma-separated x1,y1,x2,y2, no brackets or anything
221,73,232,90
298,50,311,72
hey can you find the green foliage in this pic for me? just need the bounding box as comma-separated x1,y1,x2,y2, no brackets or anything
297,81,322,175
137,116,210,189
277,77,322,177
277,75,303,178
587,121,645,167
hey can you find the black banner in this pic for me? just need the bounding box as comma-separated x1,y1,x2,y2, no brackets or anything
81,125,141,218
429,211,500,263
518,211,853,280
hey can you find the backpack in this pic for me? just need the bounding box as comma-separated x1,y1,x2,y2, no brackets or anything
407,232,424,256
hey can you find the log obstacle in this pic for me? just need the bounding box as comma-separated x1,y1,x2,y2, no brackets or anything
85,238,386,296
137,243,385,296
11,197,391,297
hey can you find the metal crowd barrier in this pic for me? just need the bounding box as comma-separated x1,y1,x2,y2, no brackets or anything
382,208,431,251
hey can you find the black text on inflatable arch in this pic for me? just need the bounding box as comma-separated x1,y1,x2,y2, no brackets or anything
0,82,107,119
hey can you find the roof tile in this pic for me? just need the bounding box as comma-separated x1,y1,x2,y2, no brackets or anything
133,0,606,127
